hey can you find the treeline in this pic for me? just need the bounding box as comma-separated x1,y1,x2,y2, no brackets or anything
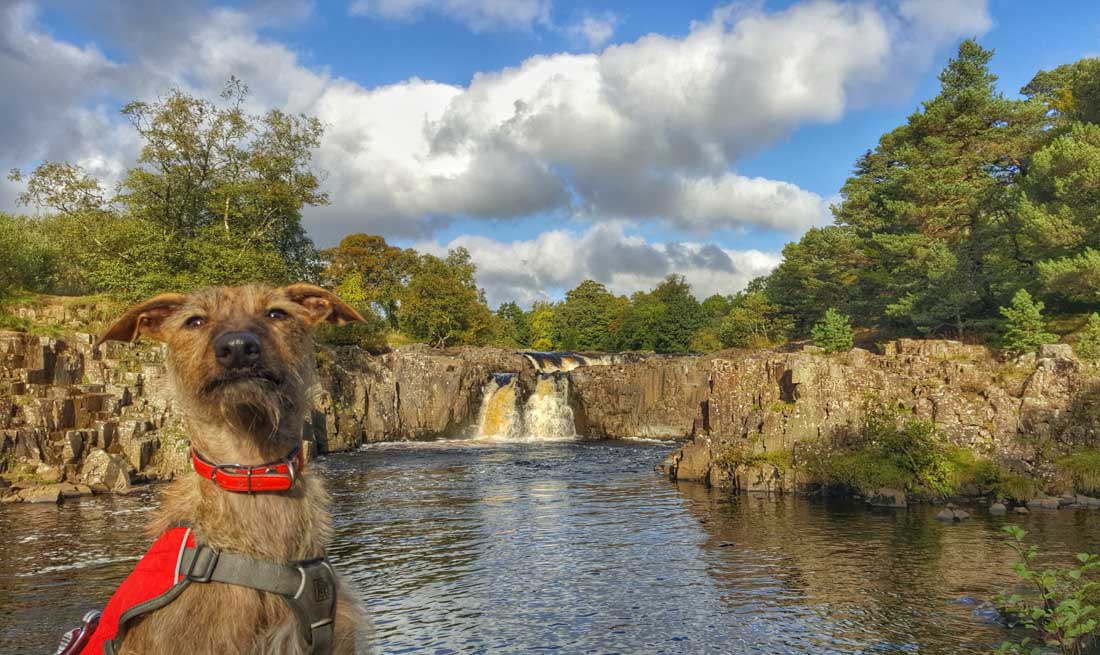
7,43,1100,354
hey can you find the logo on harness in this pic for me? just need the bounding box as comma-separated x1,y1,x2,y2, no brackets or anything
313,578,332,603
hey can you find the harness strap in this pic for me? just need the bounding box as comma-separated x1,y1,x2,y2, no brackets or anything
178,546,337,652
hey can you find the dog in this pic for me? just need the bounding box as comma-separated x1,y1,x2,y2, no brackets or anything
84,283,366,655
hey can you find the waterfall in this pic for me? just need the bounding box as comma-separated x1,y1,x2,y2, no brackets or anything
473,373,576,441
522,351,625,372
474,374,521,440
522,374,577,441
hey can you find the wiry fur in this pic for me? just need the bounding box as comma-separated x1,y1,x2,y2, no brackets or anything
98,285,366,654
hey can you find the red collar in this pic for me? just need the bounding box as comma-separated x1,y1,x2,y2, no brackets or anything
191,445,304,493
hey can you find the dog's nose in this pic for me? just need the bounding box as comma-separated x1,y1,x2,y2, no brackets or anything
213,331,262,369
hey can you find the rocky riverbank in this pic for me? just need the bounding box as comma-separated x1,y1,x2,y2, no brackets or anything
2,314,1097,505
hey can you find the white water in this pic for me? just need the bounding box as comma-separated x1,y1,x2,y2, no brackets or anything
522,352,624,373
474,374,576,441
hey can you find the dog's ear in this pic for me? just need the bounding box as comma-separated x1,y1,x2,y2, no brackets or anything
96,293,189,347
282,283,365,327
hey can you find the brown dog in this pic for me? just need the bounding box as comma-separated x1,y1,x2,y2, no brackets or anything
94,284,366,654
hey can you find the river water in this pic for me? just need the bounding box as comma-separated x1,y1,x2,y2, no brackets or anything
3,439,1100,654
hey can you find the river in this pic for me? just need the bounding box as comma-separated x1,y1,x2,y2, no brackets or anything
3,439,1099,654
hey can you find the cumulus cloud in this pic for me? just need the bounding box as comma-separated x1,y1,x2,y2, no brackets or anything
416,223,783,307
564,11,619,49
349,0,551,31
1,0,991,243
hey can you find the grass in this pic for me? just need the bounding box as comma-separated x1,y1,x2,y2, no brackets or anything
714,445,793,473
1057,449,1100,496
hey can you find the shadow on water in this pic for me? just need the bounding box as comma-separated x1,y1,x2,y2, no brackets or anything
4,440,1100,653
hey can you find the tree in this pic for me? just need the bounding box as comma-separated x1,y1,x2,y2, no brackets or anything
811,308,854,353
1075,313,1100,361
496,302,532,347
616,275,705,353
321,234,417,328
399,252,496,347
553,280,619,351
527,302,557,351
999,289,1058,354
11,79,327,296
717,291,793,348
0,213,62,298
765,226,868,332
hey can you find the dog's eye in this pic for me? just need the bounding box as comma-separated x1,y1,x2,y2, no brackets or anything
184,316,207,329
266,308,290,321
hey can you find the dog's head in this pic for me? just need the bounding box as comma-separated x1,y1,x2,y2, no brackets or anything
98,284,362,440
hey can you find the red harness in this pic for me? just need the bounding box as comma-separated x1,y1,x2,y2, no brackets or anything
68,446,309,654
77,527,195,655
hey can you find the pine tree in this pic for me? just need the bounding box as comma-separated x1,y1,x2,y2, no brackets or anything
999,289,1057,354
811,308,854,353
1076,313,1100,361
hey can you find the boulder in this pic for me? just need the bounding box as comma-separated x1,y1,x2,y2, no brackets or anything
1014,506,1030,515
1039,343,1075,361
936,508,971,522
34,463,62,483
80,448,132,493
18,484,62,504
989,502,1007,514
1027,497,1060,510
866,488,908,508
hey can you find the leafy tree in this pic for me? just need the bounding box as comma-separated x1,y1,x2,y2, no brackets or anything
1075,313,1100,361
811,308,854,353
0,214,62,298
1022,57,1100,126
765,226,867,332
553,280,620,351
496,301,532,347
717,291,793,348
11,79,326,296
1000,289,1058,354
527,302,557,350
618,275,705,353
399,252,496,347
321,234,417,328
700,294,735,320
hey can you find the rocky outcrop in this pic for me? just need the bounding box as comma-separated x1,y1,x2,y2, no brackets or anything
660,340,1100,493
570,356,710,439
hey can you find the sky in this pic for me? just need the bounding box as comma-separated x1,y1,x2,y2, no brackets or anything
3,0,1100,307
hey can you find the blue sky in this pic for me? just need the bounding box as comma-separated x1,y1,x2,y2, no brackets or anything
3,0,1100,306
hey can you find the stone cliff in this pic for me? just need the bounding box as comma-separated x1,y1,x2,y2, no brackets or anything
2,320,1096,503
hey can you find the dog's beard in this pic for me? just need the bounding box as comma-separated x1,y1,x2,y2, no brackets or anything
209,377,297,443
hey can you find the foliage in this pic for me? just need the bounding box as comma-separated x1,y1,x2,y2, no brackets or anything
717,291,793,348
552,280,623,351
0,213,62,299
9,79,325,297
811,308,854,353
800,407,956,496
527,302,556,351
1057,450,1100,497
995,526,1100,655
1075,314,1100,361
1000,289,1058,355
617,274,705,353
399,251,499,347
321,234,417,328
496,302,532,348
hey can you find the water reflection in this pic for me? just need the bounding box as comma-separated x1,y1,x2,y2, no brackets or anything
3,440,1100,654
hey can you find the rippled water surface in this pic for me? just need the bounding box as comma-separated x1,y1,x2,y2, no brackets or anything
4,440,1100,654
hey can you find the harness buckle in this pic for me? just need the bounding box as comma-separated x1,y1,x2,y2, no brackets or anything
184,546,220,583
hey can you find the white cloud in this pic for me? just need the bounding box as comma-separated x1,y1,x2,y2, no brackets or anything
564,11,619,49
349,0,551,31
1,0,991,244
416,223,783,307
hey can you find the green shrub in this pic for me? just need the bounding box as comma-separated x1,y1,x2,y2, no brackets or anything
799,407,956,495
315,308,388,353
1076,314,1100,361
1058,450,1100,496
1000,289,1058,355
811,308,854,353
996,526,1100,655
